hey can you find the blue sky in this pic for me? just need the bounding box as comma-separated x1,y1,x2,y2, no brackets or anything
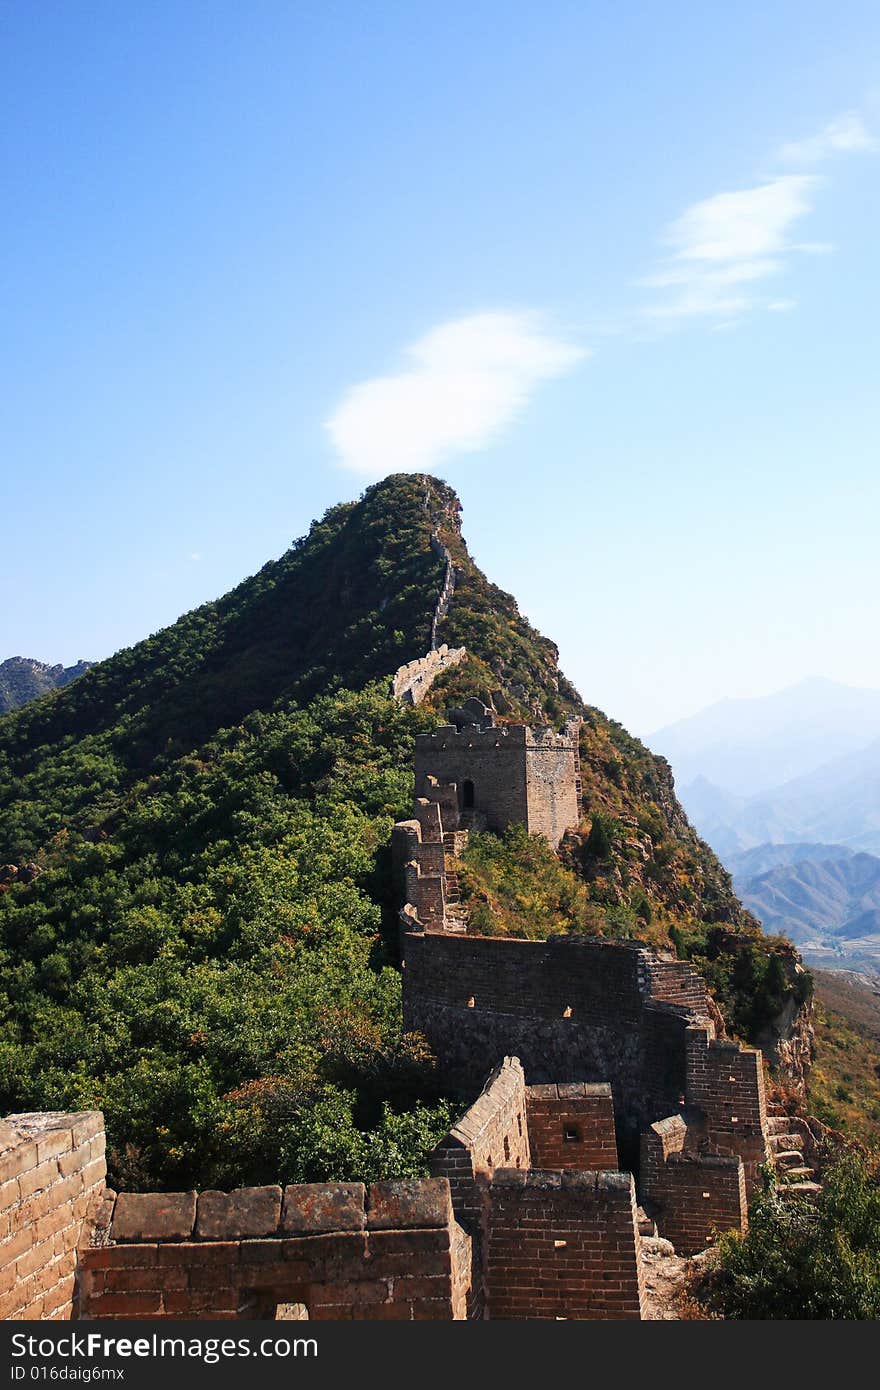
2,1,878,734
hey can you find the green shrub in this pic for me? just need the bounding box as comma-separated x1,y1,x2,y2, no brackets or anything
702,1151,880,1319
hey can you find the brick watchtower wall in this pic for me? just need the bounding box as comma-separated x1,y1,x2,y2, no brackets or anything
484,1170,645,1320
413,723,578,848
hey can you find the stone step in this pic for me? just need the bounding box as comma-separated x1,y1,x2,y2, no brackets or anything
778,1181,822,1200
780,1166,816,1182
774,1149,805,1169
766,1115,796,1134
769,1132,803,1152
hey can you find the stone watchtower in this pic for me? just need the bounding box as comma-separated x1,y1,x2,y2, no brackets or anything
413,701,580,850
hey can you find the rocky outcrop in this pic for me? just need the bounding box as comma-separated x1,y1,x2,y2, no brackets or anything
0,657,93,714
756,994,815,1098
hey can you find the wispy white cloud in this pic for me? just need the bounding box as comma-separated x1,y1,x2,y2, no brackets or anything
777,111,875,165
642,176,817,321
640,106,875,326
325,312,585,476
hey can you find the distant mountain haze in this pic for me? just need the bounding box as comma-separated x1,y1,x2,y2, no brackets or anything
648,677,880,798
732,846,880,971
678,739,880,859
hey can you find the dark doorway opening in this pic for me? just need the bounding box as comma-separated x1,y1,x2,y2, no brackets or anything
462,779,475,810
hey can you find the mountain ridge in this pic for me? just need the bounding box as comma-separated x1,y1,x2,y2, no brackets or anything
0,473,806,1189
0,657,93,715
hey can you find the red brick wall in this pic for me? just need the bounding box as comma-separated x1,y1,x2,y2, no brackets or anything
77,1179,470,1321
429,1057,530,1317
643,1150,746,1256
1,1111,106,1321
526,1084,618,1170
686,1027,768,1194
485,1170,645,1320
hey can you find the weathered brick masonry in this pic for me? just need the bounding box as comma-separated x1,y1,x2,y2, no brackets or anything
78,1179,470,1320
427,1058,644,1320
402,931,710,1157
526,1083,619,1171
413,722,579,848
0,1112,106,1320
639,1115,748,1255
485,1170,645,1320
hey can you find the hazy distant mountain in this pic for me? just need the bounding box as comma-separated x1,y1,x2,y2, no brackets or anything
649,677,880,797
680,738,880,859
733,847,880,970
728,842,858,879
0,657,93,714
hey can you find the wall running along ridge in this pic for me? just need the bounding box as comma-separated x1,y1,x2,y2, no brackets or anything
389,487,465,705
391,644,467,706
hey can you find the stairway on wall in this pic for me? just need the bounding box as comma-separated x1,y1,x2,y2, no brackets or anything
766,1104,823,1201
442,827,469,933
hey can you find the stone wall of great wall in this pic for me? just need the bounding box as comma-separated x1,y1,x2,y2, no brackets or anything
389,486,466,706
0,1112,106,1320
1,715,810,1322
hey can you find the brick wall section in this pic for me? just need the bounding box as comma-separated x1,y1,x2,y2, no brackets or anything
686,1027,769,1195
391,645,467,705
484,1170,645,1320
640,1118,747,1256
77,1179,470,1321
1,1111,106,1321
429,1057,530,1317
526,1084,618,1170
403,932,709,1154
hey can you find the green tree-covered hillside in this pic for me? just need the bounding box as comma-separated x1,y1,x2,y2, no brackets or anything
0,473,806,1189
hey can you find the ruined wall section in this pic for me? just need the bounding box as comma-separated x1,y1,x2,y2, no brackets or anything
429,1057,530,1317
484,1170,645,1320
402,932,704,1152
639,1115,748,1255
526,1084,619,1170
77,1179,470,1321
686,1027,768,1195
1,1112,106,1321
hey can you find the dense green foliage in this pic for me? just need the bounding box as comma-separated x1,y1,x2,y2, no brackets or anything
0,476,464,1190
457,826,637,941
0,682,451,1189
702,1151,880,1318
669,922,812,1042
